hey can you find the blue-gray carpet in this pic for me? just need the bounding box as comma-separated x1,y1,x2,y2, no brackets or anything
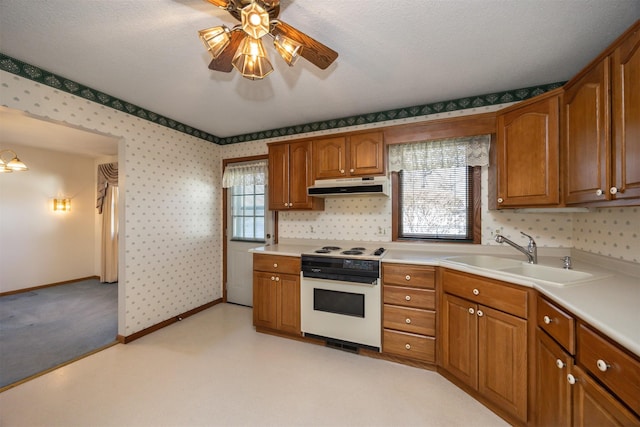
0,279,118,388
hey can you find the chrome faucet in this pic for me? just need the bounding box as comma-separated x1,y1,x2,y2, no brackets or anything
495,232,538,264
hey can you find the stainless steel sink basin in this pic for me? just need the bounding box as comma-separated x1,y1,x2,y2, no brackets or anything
500,263,594,285
445,255,523,270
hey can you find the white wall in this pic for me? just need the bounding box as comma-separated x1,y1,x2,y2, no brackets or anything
0,144,96,293
1,71,222,337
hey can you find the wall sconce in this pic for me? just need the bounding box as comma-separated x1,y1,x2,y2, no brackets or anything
53,198,71,212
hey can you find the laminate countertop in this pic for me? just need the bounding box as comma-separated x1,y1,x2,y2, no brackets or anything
250,242,640,357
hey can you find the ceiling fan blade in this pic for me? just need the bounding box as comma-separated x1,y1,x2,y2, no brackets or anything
204,0,230,8
271,20,338,70
208,30,244,72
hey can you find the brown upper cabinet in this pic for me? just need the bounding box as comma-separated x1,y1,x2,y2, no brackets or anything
313,131,385,179
268,141,324,211
493,89,561,208
564,21,640,206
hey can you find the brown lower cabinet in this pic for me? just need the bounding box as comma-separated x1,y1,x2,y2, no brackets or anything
440,270,529,424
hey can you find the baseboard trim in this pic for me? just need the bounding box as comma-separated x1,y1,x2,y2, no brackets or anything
117,298,223,344
0,276,102,297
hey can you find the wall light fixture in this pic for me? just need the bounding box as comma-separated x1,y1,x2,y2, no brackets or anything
0,149,29,173
53,198,71,212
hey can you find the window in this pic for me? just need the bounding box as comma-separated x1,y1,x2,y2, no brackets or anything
230,183,265,242
389,135,488,244
222,160,268,243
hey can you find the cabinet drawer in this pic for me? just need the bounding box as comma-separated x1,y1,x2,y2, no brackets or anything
384,286,435,309
442,269,528,318
577,323,640,415
537,295,575,354
383,305,435,336
253,254,300,275
382,264,435,289
384,329,435,363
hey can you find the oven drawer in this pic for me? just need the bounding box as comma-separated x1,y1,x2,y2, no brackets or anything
253,254,300,275
577,323,640,414
382,264,435,289
384,329,435,363
442,269,528,318
384,286,435,310
537,294,575,354
383,305,435,336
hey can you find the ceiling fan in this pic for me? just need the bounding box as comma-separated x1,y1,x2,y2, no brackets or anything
198,0,338,80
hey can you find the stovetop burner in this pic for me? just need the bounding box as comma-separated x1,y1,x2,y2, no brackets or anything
322,246,341,251
304,245,386,260
341,250,364,255
350,247,366,251
315,249,331,254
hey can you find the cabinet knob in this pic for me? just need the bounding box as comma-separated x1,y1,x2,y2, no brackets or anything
405,344,411,350
273,263,278,268
350,168,355,173
468,308,475,315
271,276,275,281
567,374,576,385
405,295,411,301
405,275,411,281
340,169,345,174
556,359,566,369
405,318,412,324
497,197,504,204
596,359,610,372
543,315,552,325
596,189,603,196
472,288,480,296
609,187,618,195
275,276,280,282
477,310,484,317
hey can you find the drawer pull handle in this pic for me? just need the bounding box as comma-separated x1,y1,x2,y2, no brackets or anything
405,318,411,324
567,374,576,385
472,288,480,296
477,310,484,317
405,344,411,350
468,308,475,315
405,295,411,301
405,275,411,281
543,315,552,325
273,263,278,268
556,359,566,369
596,189,603,196
596,359,610,372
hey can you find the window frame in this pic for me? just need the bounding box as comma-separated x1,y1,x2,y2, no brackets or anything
391,167,481,244
229,182,267,244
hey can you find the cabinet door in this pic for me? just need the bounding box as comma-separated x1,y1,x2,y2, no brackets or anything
478,305,527,422
349,131,385,176
268,144,290,210
564,58,611,204
253,271,277,329
496,94,560,207
572,365,640,426
612,25,640,201
288,140,318,209
277,273,300,335
314,136,347,179
441,293,478,389
535,328,572,427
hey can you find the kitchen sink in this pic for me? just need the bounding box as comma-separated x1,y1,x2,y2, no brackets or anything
500,263,594,286
445,255,523,270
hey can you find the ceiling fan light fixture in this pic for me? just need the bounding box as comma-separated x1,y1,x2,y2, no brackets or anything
273,34,301,66
232,36,273,80
198,25,231,59
241,2,270,39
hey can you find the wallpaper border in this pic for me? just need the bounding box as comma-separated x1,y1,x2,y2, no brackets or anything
1,52,564,145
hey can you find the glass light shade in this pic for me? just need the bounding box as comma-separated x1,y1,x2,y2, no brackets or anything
0,150,28,172
273,34,302,66
241,2,269,39
198,26,231,59
232,37,273,80
53,198,71,212
6,156,28,171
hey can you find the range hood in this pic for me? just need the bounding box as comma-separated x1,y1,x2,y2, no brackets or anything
307,176,389,197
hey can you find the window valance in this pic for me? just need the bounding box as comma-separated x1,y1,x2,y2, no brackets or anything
222,160,268,188
388,135,491,172
97,162,118,214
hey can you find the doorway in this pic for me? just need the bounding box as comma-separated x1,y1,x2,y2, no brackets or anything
223,157,273,306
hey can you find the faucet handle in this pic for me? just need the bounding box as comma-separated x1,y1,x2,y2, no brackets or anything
520,231,534,241
562,256,572,269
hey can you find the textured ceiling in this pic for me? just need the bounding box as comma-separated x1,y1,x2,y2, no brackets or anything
0,1,639,140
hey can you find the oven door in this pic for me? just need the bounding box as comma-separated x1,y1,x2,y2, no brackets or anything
300,276,381,350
